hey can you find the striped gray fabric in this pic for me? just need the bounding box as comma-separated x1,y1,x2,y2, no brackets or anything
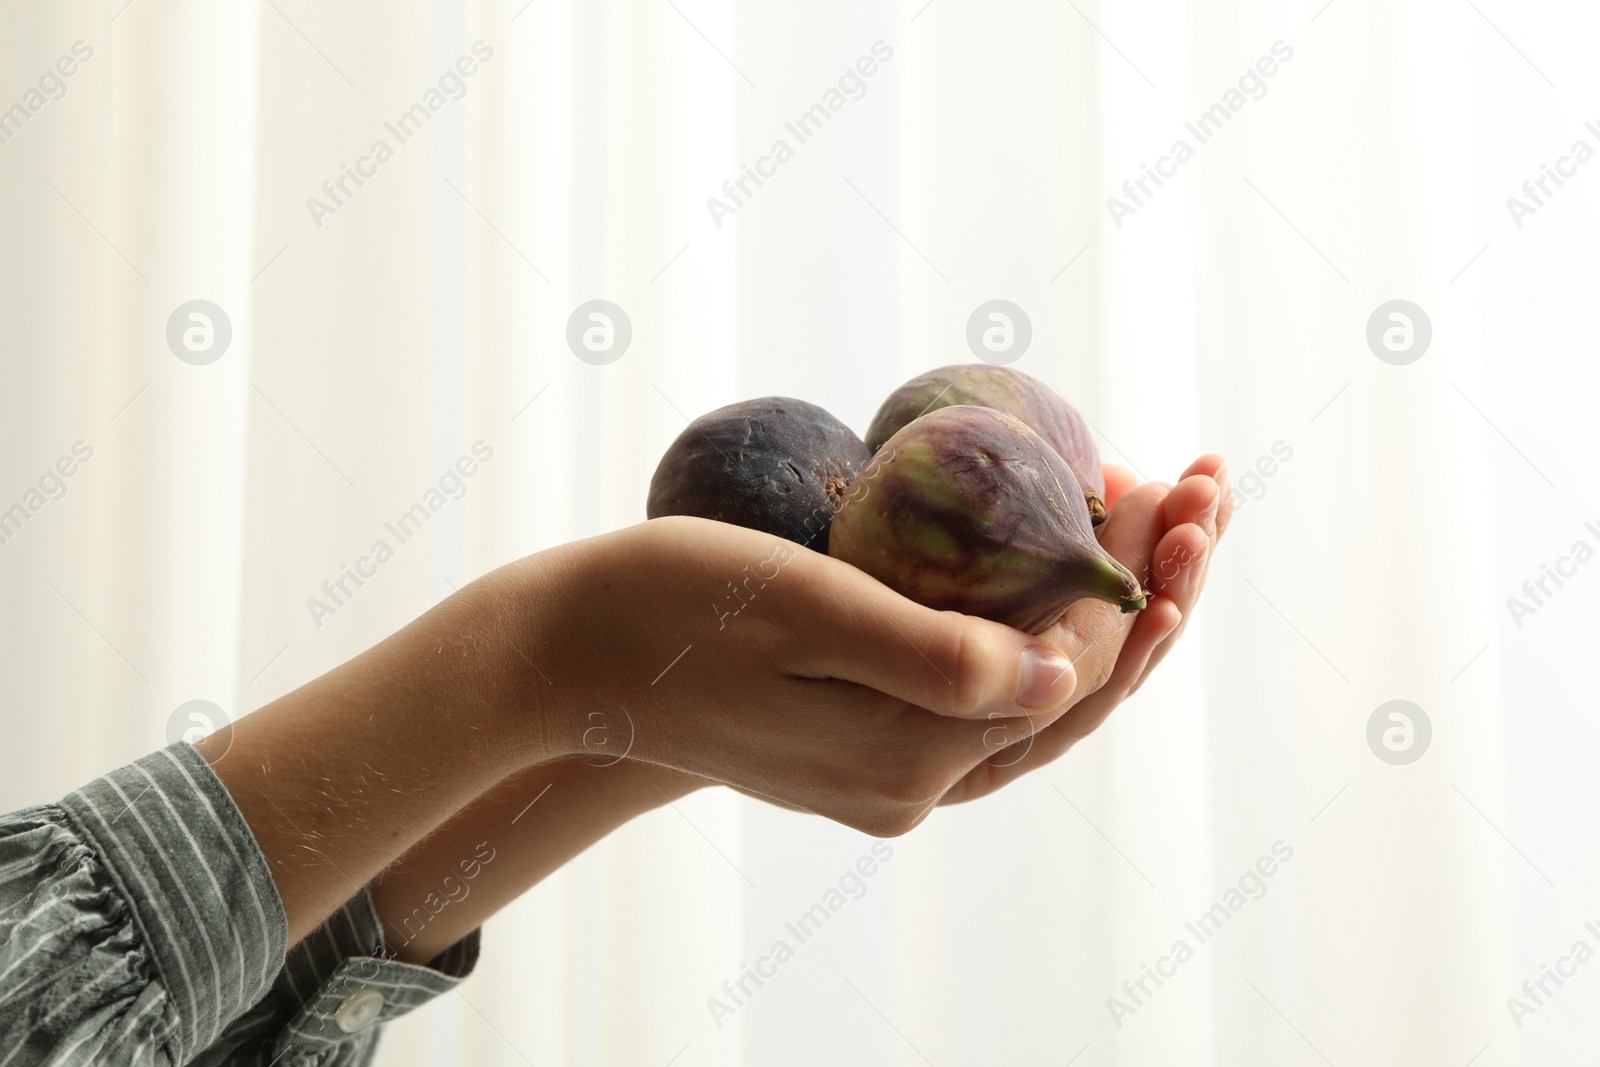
193,890,478,1066
0,743,480,1066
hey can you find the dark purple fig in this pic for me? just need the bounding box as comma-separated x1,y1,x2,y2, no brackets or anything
866,364,1108,524
829,405,1145,634
646,397,871,553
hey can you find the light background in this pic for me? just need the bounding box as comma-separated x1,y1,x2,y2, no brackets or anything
1,0,1597,1064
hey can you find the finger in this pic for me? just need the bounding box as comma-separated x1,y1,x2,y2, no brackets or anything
1102,464,1140,510
1148,473,1213,601
1134,470,1222,689
1213,462,1233,541
1160,474,1220,541
1036,480,1170,704
787,478,1174,722
1177,454,1232,540
941,598,1182,802
1179,453,1224,481
1100,480,1171,576
785,553,1080,720
1048,596,1181,744
1128,524,1208,689
1146,469,1220,625
1143,522,1209,604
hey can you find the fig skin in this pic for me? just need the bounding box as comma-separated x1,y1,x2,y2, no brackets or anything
866,364,1108,524
646,397,872,553
830,406,1145,634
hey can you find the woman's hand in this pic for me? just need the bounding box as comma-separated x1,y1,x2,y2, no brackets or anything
361,465,1229,957
520,515,1118,837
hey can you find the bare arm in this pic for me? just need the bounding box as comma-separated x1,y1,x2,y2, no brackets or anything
367,759,707,964
198,560,572,945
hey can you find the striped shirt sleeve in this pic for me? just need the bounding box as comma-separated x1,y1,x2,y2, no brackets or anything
190,887,480,1066
0,742,288,1064
0,743,480,1066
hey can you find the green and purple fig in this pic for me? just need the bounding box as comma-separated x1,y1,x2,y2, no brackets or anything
829,405,1145,634
647,397,872,553
866,364,1109,524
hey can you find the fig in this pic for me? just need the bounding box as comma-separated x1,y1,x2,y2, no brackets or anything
829,405,1145,634
866,364,1109,524
646,397,872,553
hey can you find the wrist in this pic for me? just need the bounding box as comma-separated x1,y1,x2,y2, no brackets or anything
631,761,715,803
467,551,590,771
488,538,677,770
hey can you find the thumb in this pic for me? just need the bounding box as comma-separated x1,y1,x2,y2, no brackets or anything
787,555,1079,719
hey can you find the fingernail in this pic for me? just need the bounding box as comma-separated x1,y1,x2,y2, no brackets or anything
1017,646,1076,710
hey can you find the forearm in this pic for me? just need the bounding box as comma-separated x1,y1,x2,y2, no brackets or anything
201,557,571,945
368,758,708,964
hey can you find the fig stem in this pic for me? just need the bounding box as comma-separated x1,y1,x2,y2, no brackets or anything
1086,490,1108,526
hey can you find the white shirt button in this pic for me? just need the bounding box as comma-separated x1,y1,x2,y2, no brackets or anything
333,988,385,1033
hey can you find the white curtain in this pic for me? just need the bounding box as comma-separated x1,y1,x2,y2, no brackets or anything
3,0,1595,1063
